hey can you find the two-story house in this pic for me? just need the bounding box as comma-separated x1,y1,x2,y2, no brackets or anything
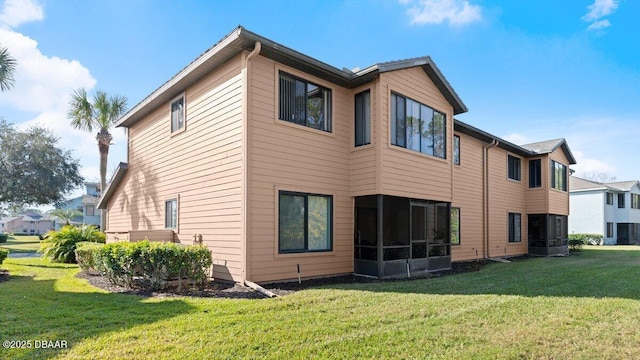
569,177,640,245
55,182,101,229
97,26,576,283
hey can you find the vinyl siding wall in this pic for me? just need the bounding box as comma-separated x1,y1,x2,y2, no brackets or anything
487,148,528,257
246,56,353,282
105,54,245,281
451,132,485,261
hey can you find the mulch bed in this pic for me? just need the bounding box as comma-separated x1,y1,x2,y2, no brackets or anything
75,259,490,299
0,269,9,283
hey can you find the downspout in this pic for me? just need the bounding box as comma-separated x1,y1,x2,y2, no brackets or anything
483,140,499,259
241,42,262,284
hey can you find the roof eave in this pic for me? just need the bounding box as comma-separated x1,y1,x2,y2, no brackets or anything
97,162,129,210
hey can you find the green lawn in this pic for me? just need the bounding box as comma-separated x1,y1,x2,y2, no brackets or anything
2,246,640,359
0,235,41,254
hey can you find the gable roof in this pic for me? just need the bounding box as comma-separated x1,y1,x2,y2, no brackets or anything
569,177,608,191
605,180,640,191
454,120,577,164
569,177,640,193
520,139,576,165
116,25,468,129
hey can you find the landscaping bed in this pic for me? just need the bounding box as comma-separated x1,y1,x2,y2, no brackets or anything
76,259,489,298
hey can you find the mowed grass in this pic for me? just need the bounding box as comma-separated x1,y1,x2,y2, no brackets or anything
0,235,41,253
2,246,640,359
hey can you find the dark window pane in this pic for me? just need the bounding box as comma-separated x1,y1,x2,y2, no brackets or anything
171,97,184,132
412,242,427,259
396,95,406,147
355,90,371,146
278,71,331,132
529,159,541,188
420,104,434,156
508,155,521,181
509,213,521,242
279,194,305,251
383,247,410,261
407,99,421,152
618,193,625,208
308,196,331,251
451,207,460,245
453,136,460,165
432,111,446,158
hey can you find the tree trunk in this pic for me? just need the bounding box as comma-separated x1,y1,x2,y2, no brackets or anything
96,129,113,231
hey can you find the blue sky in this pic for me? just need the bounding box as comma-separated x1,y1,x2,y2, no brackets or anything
1,0,639,202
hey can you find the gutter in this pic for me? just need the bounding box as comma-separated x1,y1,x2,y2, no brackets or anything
241,42,261,284
483,140,499,259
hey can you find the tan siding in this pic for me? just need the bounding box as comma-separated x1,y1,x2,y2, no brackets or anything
350,83,378,196
487,148,528,257
106,54,245,281
549,149,571,215
525,157,548,214
247,56,352,282
452,133,485,261
378,68,454,202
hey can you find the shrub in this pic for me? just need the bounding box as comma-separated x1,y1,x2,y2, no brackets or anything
39,225,106,263
0,234,8,243
569,233,604,246
95,241,212,291
0,248,8,265
568,239,583,253
74,241,105,271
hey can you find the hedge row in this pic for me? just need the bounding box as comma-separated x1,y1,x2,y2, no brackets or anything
0,248,8,265
76,241,212,291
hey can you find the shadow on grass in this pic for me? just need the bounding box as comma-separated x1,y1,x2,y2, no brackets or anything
0,273,195,360
321,248,640,300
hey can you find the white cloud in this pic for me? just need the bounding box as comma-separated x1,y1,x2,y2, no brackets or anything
502,133,532,145
0,0,44,29
571,150,617,176
0,1,126,200
586,19,611,31
582,0,619,31
402,0,482,26
583,0,619,22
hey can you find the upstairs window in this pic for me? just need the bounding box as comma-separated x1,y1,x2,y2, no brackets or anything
390,92,446,159
529,159,541,188
453,135,460,165
619,193,626,208
354,90,371,146
171,95,185,133
606,192,614,205
507,155,521,181
551,160,567,191
279,71,332,132
632,194,640,209
86,205,95,216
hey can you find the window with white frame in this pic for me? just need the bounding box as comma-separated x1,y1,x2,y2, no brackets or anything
551,160,567,191
171,96,185,133
165,199,177,229
354,89,371,147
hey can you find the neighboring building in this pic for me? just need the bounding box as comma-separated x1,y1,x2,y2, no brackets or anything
55,182,101,230
0,213,54,235
569,177,640,245
98,26,576,283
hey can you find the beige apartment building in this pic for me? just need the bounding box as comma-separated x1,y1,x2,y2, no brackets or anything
98,26,576,283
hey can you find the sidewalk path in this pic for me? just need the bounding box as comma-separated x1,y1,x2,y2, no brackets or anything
7,252,41,258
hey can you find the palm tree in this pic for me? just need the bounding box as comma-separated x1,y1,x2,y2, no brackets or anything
0,45,17,92
67,88,128,229
49,209,83,226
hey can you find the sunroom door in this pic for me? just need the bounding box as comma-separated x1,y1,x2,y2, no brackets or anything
410,203,429,271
